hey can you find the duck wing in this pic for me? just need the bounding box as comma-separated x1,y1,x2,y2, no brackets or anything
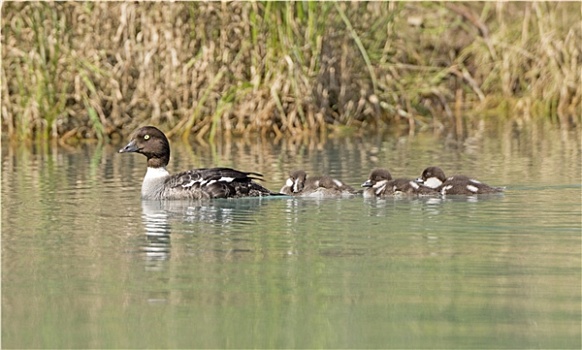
165,167,275,199
441,175,504,195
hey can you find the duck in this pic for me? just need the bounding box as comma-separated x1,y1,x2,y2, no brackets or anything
280,170,359,198
119,126,280,200
362,168,440,198
416,166,504,195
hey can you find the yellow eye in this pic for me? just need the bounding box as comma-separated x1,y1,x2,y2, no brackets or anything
144,134,150,140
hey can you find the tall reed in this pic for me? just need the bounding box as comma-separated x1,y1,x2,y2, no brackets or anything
1,2,580,141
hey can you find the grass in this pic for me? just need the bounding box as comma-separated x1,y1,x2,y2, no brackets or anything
1,2,580,142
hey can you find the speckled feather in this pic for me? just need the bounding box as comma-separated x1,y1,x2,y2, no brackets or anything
162,168,272,199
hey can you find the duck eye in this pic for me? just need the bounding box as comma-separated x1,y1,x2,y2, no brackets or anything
144,134,150,140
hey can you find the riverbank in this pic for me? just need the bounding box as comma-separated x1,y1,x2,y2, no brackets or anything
2,2,580,142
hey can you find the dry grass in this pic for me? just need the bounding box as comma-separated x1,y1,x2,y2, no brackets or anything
1,2,580,141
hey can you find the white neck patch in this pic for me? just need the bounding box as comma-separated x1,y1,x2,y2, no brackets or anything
423,177,442,189
373,180,388,189
374,180,388,195
142,167,170,198
291,178,301,193
145,167,170,181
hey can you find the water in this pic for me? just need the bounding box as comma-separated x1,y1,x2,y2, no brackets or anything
2,122,581,348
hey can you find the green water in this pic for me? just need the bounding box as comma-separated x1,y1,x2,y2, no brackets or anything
2,122,581,348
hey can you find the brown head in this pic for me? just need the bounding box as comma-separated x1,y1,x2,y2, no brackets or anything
119,126,171,168
362,168,393,188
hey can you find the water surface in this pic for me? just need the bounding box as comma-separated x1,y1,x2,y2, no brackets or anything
2,122,580,348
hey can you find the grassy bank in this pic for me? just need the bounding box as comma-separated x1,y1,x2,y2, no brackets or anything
1,2,580,142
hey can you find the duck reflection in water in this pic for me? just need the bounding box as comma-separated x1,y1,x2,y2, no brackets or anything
141,201,172,269
141,198,277,264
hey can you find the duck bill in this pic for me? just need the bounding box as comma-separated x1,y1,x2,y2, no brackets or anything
361,180,373,188
119,140,139,153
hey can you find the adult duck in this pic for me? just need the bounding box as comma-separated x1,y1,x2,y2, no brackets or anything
119,126,280,200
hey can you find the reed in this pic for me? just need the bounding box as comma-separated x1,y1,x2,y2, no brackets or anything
1,2,580,141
